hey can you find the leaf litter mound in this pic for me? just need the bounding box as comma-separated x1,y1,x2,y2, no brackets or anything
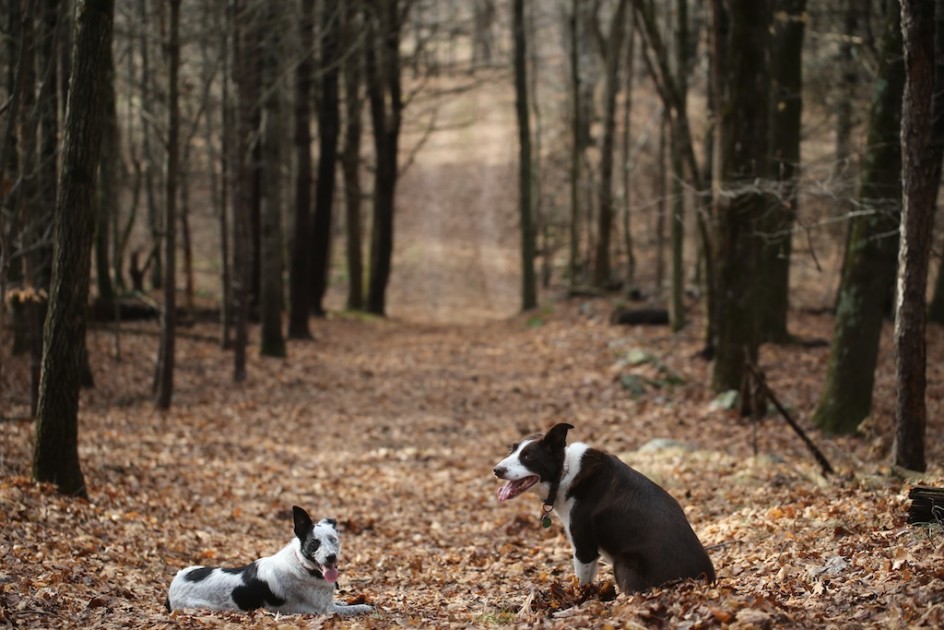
2,300,943,628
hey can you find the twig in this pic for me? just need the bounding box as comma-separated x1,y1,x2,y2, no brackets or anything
745,360,835,476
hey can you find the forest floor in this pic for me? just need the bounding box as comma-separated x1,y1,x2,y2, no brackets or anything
3,70,944,628
2,299,944,629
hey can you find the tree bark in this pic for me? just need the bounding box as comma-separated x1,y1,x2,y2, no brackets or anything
593,0,629,289
310,0,341,317
33,0,115,497
893,0,933,472
288,0,315,338
922,0,944,322
710,0,770,394
513,0,537,310
154,0,180,409
342,1,365,311
259,0,286,358
760,0,806,343
669,0,688,332
813,0,904,435
365,0,405,316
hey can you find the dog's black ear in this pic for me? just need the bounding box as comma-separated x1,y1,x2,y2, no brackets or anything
544,423,574,450
293,506,314,540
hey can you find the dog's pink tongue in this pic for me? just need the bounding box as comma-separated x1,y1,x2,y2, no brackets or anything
497,482,514,502
323,567,339,583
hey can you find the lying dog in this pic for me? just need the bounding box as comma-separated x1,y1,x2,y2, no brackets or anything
166,506,372,616
493,423,715,594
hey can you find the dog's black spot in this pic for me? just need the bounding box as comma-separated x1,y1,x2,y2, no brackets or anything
164,597,171,612
184,567,215,583
323,518,337,528
229,562,286,611
221,563,253,576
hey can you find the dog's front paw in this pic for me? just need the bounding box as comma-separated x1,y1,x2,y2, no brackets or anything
334,603,374,616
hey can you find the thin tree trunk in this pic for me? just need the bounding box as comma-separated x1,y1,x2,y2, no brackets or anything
593,0,629,289
893,0,933,472
513,0,537,310
154,0,180,410
259,0,286,357
310,0,341,317
341,1,364,311
568,0,581,285
761,0,806,343
922,0,944,322
621,7,636,288
669,0,688,332
289,0,315,337
34,0,115,497
95,30,117,304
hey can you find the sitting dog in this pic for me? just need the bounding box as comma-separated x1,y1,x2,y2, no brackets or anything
493,423,715,594
166,506,372,616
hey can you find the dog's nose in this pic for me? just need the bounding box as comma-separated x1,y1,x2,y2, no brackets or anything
325,554,337,565
493,466,506,478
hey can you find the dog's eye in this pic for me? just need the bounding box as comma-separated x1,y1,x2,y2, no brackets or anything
328,536,338,545
521,450,531,461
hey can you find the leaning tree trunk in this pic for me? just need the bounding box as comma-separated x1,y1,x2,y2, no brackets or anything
812,0,904,435
33,0,115,497
513,0,537,310
894,0,934,472
288,0,314,338
760,0,806,343
710,0,770,394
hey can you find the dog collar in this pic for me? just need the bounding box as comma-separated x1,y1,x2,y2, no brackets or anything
540,459,569,528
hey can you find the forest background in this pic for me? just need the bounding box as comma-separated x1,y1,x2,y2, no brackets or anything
1,0,944,627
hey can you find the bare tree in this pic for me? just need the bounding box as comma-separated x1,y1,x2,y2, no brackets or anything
33,0,115,497
154,0,181,409
893,0,934,472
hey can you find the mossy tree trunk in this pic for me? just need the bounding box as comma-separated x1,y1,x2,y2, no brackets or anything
812,0,904,435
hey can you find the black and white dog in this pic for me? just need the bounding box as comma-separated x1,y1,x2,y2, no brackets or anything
493,423,715,594
166,506,373,616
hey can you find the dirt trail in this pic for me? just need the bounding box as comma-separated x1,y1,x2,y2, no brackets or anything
385,77,521,323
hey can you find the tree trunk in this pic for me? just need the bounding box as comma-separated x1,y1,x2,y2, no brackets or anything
669,0,688,332
138,0,162,291
812,0,904,435
310,0,341,317
154,0,180,410
893,0,933,472
922,0,944,322
621,11,636,289
365,0,404,316
593,0,629,289
513,0,537,310
259,0,286,358
95,29,117,304
33,0,115,497
710,0,770,394
568,0,581,285
342,1,365,311
231,0,257,381
288,0,315,337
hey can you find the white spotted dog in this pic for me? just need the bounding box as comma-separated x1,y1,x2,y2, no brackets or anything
494,423,716,594
166,506,372,616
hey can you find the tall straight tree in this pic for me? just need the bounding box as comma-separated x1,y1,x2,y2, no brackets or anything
710,0,770,393
288,0,315,338
592,0,629,290
259,0,286,357
310,0,341,317
341,0,365,311
365,0,406,316
512,0,536,310
669,0,688,332
760,0,806,342
231,0,258,381
33,0,115,497
922,0,944,322
894,0,934,472
154,0,181,409
812,0,904,435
